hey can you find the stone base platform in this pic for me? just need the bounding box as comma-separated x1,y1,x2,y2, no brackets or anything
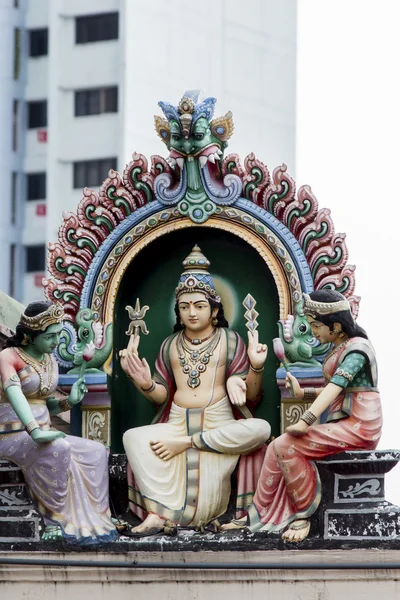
0,450,399,550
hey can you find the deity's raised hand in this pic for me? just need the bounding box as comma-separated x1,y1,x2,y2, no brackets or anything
121,334,152,388
247,330,268,370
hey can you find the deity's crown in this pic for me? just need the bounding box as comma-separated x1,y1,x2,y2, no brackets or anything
20,302,65,332
175,245,221,303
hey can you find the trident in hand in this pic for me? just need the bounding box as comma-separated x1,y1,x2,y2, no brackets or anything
125,298,150,337
119,298,150,361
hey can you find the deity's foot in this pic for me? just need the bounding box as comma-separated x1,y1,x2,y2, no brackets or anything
41,525,63,542
220,516,248,531
282,519,311,543
150,436,192,460
123,514,177,538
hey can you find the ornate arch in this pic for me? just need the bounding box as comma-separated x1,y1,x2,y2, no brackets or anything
44,153,360,326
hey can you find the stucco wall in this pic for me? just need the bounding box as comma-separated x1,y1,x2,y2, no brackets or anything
1,549,400,599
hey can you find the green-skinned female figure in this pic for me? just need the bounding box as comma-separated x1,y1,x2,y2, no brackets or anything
0,301,117,543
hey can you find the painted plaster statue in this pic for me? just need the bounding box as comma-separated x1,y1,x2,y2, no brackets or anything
154,90,241,224
121,246,271,534
223,290,382,542
277,302,330,367
0,301,117,544
55,307,113,374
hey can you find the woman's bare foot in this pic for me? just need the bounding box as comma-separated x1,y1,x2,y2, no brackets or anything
131,513,165,534
150,436,192,460
220,516,248,531
282,519,310,543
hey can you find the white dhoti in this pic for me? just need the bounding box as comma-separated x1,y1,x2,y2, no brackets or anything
123,397,270,527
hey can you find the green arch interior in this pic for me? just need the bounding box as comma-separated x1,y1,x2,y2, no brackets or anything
110,227,280,453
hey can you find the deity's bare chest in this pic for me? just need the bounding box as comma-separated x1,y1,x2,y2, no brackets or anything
171,330,225,389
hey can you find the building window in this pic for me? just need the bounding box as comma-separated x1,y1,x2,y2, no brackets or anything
11,172,17,224
29,28,48,57
76,13,118,44
12,100,18,151
75,86,118,117
26,245,46,273
73,157,117,188
27,100,47,129
10,244,16,297
14,28,20,79
27,173,46,201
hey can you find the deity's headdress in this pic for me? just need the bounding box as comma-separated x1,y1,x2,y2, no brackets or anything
303,292,350,319
175,246,221,303
19,302,65,332
155,89,234,144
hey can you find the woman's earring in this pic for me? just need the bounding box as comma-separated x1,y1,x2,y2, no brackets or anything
21,334,30,346
212,317,218,326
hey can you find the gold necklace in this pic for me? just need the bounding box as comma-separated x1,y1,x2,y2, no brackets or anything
15,347,54,397
177,328,221,388
323,337,349,366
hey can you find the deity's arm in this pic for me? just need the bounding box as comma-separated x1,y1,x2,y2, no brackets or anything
305,382,343,419
245,370,263,404
130,376,168,405
0,350,38,427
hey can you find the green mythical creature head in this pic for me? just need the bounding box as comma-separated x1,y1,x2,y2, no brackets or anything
277,301,331,368
154,90,234,169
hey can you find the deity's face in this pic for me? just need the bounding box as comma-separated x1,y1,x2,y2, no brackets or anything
169,117,221,158
306,315,341,344
177,292,218,333
30,323,63,355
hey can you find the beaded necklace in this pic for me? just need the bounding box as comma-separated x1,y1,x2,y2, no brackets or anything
14,347,54,397
177,328,221,388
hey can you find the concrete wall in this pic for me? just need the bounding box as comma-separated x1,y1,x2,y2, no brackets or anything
0,549,400,599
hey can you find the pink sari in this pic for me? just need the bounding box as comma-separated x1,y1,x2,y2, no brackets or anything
248,337,382,532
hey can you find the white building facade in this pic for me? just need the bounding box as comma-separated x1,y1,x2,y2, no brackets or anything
0,0,297,305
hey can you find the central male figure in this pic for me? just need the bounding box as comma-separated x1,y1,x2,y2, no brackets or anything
121,246,270,534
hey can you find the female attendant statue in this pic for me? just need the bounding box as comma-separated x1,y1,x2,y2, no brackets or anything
223,289,382,542
0,301,117,543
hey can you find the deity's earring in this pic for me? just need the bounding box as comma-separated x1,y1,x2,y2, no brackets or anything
21,334,30,346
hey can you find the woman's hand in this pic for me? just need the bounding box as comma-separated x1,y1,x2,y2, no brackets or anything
227,376,247,406
120,334,152,389
68,376,88,406
247,330,268,370
285,420,309,437
285,372,304,399
31,429,66,444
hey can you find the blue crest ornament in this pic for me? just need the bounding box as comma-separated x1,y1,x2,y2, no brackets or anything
192,97,217,124
158,101,180,123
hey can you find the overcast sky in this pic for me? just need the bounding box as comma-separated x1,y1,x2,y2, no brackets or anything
297,0,400,502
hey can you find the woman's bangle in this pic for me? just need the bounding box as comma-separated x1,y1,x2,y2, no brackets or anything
26,420,40,434
250,364,264,374
140,380,156,393
301,410,317,426
303,387,317,401
59,398,72,412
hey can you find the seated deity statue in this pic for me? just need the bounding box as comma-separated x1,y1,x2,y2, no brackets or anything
0,301,117,543
121,246,271,534
222,290,383,542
